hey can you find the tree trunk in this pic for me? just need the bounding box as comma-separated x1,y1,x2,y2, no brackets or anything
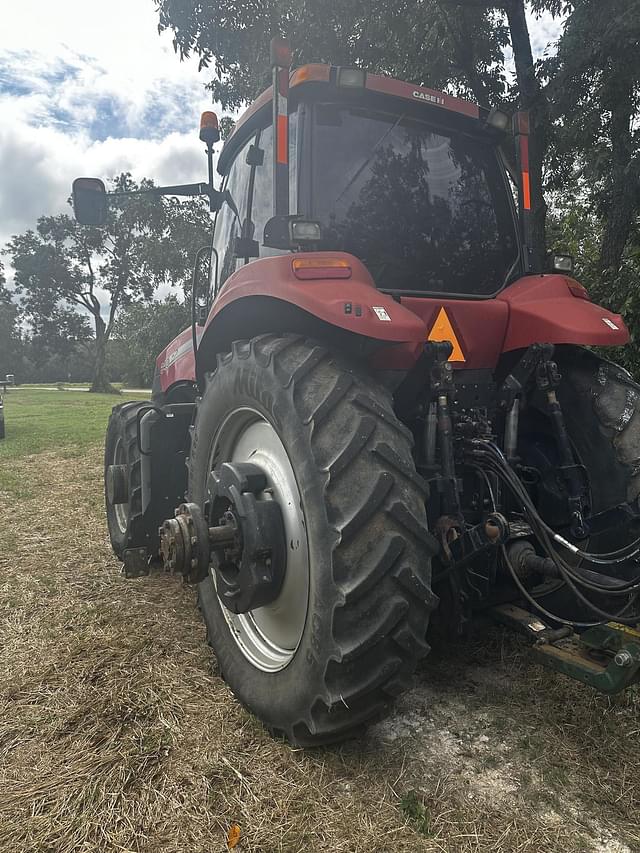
504,0,548,271
90,314,117,394
598,69,638,286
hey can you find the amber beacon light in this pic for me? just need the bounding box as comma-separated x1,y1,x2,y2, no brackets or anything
199,111,220,146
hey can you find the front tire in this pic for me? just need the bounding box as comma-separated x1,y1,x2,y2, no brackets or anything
189,335,438,745
104,401,148,558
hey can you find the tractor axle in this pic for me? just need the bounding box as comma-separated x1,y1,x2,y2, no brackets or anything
158,462,287,614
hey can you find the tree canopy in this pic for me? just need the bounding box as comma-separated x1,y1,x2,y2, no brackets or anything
6,174,211,392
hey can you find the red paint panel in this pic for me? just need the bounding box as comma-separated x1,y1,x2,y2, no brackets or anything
276,114,288,164
156,326,198,392
498,275,629,351
522,171,531,210
367,73,480,119
401,296,510,369
204,253,427,345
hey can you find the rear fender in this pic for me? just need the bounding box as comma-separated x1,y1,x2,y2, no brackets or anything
498,275,629,351
195,253,426,380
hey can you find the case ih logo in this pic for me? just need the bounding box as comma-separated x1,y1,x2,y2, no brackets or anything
412,90,445,105
160,340,191,372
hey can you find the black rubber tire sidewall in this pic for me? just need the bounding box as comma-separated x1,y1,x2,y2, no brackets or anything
190,336,437,744
191,350,347,739
104,402,146,559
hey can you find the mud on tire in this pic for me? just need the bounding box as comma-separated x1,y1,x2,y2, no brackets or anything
189,334,439,746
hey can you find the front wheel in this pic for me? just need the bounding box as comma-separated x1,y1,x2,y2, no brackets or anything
104,401,148,558
189,335,438,745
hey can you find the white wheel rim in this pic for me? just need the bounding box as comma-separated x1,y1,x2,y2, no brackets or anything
208,408,310,672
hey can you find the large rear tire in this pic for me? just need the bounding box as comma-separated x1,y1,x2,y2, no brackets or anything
524,346,640,618
189,335,438,746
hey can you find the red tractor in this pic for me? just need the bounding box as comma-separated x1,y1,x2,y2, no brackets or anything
73,40,640,746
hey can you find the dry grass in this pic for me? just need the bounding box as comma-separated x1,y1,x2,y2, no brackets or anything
1,445,639,852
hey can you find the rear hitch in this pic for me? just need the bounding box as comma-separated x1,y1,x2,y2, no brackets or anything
492,603,640,695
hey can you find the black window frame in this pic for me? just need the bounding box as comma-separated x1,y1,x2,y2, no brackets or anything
212,102,304,293
244,108,302,258
212,133,256,292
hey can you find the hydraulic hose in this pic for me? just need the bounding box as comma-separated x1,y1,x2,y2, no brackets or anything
467,441,640,625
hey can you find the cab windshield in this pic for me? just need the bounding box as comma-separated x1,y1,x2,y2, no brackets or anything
310,103,519,295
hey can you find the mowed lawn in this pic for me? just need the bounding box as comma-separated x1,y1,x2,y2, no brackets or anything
0,388,639,852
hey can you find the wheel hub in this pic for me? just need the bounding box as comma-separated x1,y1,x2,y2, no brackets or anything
207,461,287,614
106,464,128,505
158,462,287,613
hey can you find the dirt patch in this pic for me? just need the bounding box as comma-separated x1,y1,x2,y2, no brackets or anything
1,446,639,852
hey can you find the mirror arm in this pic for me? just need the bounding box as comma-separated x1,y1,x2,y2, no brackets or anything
108,183,223,208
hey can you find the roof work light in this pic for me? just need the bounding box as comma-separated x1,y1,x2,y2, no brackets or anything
336,67,367,88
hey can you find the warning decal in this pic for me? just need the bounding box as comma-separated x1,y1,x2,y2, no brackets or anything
427,307,466,362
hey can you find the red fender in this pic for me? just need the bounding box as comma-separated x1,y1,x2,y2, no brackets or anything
156,268,629,393
203,252,427,344
497,275,629,352
392,275,629,371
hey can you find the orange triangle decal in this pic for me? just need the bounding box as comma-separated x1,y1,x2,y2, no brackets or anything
427,307,466,362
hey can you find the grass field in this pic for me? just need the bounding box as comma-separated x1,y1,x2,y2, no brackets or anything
0,389,639,852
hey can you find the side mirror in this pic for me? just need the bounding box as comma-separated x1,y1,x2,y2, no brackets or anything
72,177,108,226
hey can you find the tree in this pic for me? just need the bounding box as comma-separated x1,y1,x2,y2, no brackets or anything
547,0,640,285
111,296,191,387
0,262,22,381
6,174,212,393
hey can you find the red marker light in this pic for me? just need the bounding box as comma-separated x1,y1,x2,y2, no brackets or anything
270,36,292,68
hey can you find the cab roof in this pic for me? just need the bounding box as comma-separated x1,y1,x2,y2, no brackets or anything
219,63,483,174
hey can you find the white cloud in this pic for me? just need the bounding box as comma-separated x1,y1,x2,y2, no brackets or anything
0,0,217,247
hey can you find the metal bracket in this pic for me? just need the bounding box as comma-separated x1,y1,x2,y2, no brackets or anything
492,604,640,695
122,547,150,578
499,342,554,409
394,340,454,419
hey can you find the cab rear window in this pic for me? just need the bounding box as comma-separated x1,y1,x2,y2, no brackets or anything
311,104,519,295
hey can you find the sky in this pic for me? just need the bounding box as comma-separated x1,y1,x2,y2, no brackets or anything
0,1,562,288
0,0,213,261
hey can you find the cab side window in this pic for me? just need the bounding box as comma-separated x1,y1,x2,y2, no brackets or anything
248,111,298,257
213,136,254,288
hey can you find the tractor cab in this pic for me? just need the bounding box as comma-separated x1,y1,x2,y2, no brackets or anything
213,60,521,299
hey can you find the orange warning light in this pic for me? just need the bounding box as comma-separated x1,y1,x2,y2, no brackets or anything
427,307,466,362
199,111,220,145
